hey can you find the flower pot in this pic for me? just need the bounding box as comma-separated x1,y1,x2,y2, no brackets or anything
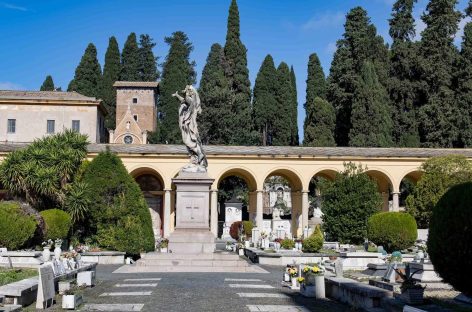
291,277,300,290
300,284,316,297
42,247,51,262
401,288,424,305
62,294,83,309
54,246,62,260
238,248,245,256
314,275,325,299
245,241,250,248
160,247,168,253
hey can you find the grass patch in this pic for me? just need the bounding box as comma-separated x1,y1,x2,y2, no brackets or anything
0,268,38,286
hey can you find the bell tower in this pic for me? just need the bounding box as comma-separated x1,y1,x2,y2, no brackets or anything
109,81,159,144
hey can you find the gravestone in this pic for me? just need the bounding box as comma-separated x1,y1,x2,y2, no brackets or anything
167,170,215,254
334,259,344,278
36,264,55,309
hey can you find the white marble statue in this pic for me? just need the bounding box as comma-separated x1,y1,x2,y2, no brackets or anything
172,85,208,171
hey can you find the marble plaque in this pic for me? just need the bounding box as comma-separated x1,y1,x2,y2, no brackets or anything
177,193,208,228
36,264,55,309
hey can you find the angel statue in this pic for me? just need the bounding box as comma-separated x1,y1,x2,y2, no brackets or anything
172,85,208,171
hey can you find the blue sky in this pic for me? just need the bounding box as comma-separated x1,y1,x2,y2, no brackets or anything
0,0,469,140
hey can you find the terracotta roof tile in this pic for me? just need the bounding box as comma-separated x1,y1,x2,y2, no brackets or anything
0,90,98,102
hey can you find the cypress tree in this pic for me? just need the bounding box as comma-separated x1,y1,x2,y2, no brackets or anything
40,75,55,91
198,43,232,145
67,43,102,98
120,33,140,81
418,0,462,147
388,0,421,147
272,62,292,146
290,66,299,146
349,61,393,147
224,0,252,145
157,31,196,144
253,55,277,145
101,36,121,130
138,34,159,81
327,7,390,146
303,53,336,147
455,3,472,147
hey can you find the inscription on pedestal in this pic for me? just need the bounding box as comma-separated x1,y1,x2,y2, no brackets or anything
177,194,207,228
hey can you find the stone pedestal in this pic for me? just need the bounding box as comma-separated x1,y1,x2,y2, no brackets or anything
168,170,216,254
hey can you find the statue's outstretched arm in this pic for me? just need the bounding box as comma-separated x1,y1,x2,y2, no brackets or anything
172,92,184,103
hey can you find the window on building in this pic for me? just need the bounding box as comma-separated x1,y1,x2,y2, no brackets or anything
133,98,138,104
47,120,55,134
7,119,16,133
72,120,80,132
133,115,138,121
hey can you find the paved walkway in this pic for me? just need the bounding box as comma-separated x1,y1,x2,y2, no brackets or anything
76,265,350,312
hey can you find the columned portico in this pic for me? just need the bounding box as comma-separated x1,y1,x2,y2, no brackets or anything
256,190,264,229
302,190,309,235
163,189,172,237
210,189,218,237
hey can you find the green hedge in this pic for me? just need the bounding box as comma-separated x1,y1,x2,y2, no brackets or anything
428,182,472,297
81,151,154,255
280,238,295,249
0,202,37,249
40,209,72,240
367,212,417,253
302,226,324,253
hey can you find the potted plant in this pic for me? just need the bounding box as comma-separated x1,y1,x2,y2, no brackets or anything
395,265,425,305
42,239,53,262
62,286,84,310
237,242,245,256
302,264,325,298
158,238,169,253
283,265,293,282
288,267,299,290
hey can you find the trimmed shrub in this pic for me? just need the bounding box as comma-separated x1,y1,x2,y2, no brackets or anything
303,226,324,253
367,212,417,253
230,221,242,240
242,221,254,237
322,163,382,244
81,151,154,255
428,182,472,297
0,201,37,249
280,238,295,250
40,209,72,240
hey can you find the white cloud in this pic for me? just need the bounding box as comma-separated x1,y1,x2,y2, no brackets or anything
0,82,25,90
325,42,337,55
302,11,345,31
0,2,27,11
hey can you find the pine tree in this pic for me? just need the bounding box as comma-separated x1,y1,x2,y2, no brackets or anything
418,0,462,147
303,53,336,147
120,33,140,81
40,75,55,91
349,61,393,147
224,0,253,145
68,43,102,98
272,62,292,146
389,0,421,147
157,31,196,144
455,3,472,147
253,55,277,145
101,36,121,129
327,7,390,146
138,34,159,81
198,43,233,145
290,66,299,146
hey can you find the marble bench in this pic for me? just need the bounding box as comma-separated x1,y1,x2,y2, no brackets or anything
0,262,97,306
325,276,393,310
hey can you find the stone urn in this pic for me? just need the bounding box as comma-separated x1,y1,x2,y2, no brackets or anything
54,245,62,260
42,247,51,262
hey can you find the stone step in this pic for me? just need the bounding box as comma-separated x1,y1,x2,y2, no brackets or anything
141,252,240,261
137,259,250,267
